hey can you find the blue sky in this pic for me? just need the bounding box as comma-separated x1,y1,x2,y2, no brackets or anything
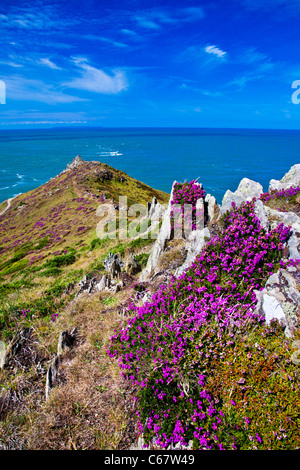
1,0,300,129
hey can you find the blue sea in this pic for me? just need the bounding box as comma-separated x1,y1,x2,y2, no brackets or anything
0,127,300,205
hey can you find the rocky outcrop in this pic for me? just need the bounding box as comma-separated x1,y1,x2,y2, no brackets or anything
139,181,176,281
46,328,77,400
125,253,141,276
205,193,219,223
103,252,123,278
0,327,33,370
269,164,300,191
220,178,263,215
66,154,84,170
175,227,210,277
254,267,300,337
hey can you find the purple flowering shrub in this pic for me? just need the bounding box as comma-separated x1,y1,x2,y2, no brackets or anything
107,197,300,449
170,181,205,234
259,186,300,212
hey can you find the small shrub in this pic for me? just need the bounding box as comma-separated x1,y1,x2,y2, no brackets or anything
44,253,76,268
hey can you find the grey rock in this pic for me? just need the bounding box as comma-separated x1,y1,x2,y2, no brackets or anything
269,164,300,191
66,155,84,170
254,268,300,337
288,233,300,260
175,227,211,277
45,355,60,401
103,252,123,278
205,193,220,223
140,181,177,281
220,178,263,215
125,253,141,276
254,199,269,231
95,275,108,292
0,327,33,370
57,329,77,356
265,206,300,230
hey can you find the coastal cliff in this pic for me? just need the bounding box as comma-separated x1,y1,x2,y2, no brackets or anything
0,159,299,450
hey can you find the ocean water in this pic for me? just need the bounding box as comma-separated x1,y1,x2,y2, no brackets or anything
0,127,300,205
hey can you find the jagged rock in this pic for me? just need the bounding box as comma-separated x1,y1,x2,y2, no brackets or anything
45,355,60,401
269,164,300,191
139,181,176,281
104,252,123,278
254,268,300,337
0,341,6,369
77,275,101,295
125,253,141,276
0,327,33,370
288,233,300,260
175,227,211,277
265,206,300,230
254,199,269,232
205,193,219,223
95,275,109,292
57,329,77,356
94,169,113,183
66,155,84,170
148,196,158,218
220,178,263,215
264,206,300,259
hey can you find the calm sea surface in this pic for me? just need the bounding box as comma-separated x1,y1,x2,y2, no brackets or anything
0,127,300,204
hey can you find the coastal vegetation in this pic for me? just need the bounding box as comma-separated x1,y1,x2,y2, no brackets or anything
0,158,299,450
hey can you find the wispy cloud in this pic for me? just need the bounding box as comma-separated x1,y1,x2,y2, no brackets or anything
65,59,128,95
4,75,86,104
134,6,205,31
226,62,275,89
204,45,227,59
38,58,62,70
84,35,128,49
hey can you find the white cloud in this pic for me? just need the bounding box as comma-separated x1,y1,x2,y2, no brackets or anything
4,75,86,104
205,45,227,58
39,58,62,70
66,61,128,95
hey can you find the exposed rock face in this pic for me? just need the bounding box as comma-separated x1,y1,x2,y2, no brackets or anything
269,164,300,191
205,193,219,223
139,181,177,281
0,327,33,370
46,328,77,400
254,267,300,337
103,252,123,278
125,253,141,276
254,199,269,232
175,227,210,277
66,155,84,170
220,178,263,215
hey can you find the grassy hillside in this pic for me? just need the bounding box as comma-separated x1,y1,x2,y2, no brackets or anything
0,160,300,451
0,157,169,450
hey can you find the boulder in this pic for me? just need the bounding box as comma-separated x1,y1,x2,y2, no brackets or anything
254,199,269,232
95,275,109,292
264,206,300,259
269,164,300,191
254,268,300,337
103,252,123,278
220,178,263,215
125,253,141,276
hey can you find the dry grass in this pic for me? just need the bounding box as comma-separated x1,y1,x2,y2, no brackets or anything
0,287,139,450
